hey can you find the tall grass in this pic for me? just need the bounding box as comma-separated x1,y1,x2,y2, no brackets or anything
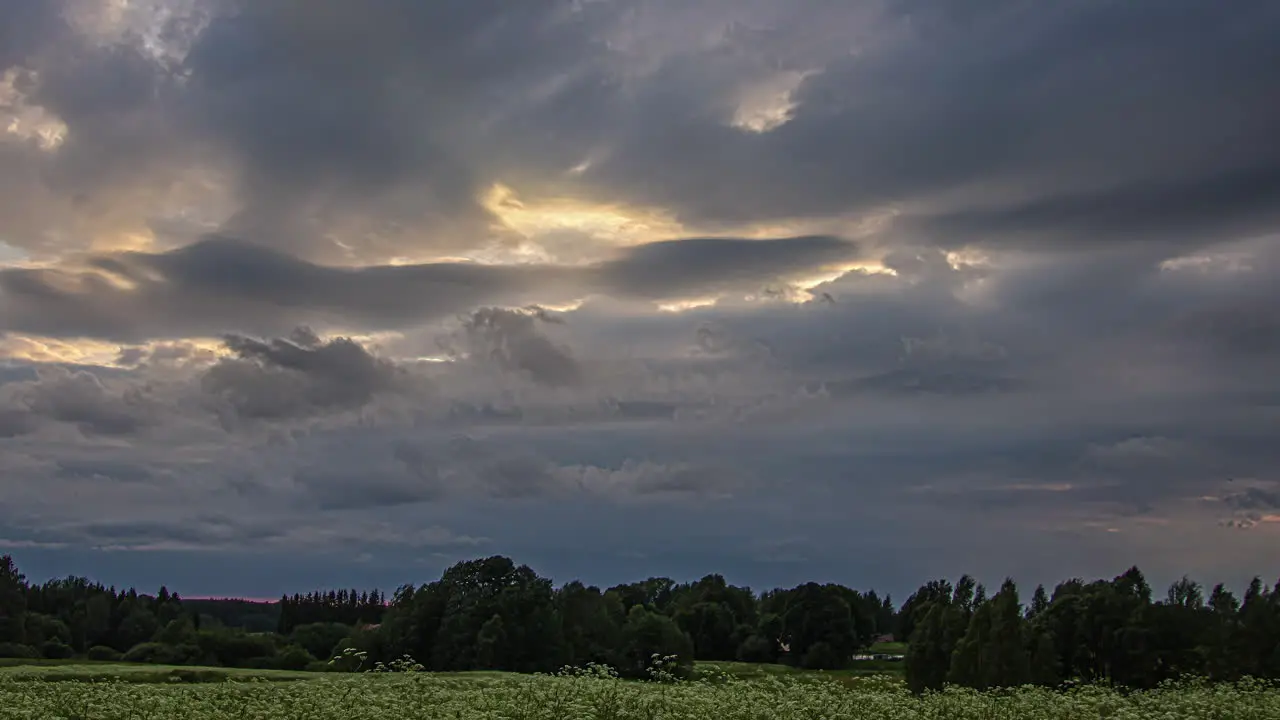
2,669,1275,720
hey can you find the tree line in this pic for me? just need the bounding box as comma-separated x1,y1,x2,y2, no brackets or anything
0,556,309,668
1,564,189,661
902,567,1280,692
0,554,889,676
277,589,387,634
3,554,1279,689
313,556,895,678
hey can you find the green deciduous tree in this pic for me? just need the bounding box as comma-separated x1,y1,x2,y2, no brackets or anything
619,605,694,678
558,581,624,668
288,622,352,662
1027,625,1061,687
475,613,507,668
763,583,861,669
985,579,1031,688
906,602,954,693
948,601,993,688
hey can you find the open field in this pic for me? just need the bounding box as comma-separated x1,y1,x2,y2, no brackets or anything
0,656,900,685
2,672,1276,720
0,661,319,684
0,661,521,685
696,660,903,683
868,641,908,655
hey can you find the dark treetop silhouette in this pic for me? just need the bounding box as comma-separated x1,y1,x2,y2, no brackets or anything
2,554,1277,689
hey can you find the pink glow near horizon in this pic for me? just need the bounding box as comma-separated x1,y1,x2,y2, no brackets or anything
184,595,278,603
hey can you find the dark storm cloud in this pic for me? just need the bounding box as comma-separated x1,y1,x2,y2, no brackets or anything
278,427,741,512
294,464,443,512
126,237,553,320
54,458,155,484
49,515,293,551
3,0,1280,594
597,236,857,298
1173,304,1280,361
2,0,1276,261
0,235,859,341
0,407,37,437
172,0,624,259
182,0,601,179
578,0,1280,248
1225,487,1280,513
447,307,581,387
0,0,64,69
74,519,237,546
202,328,411,420
892,165,1280,251
289,435,473,511
0,238,557,340
147,343,210,364
0,366,156,436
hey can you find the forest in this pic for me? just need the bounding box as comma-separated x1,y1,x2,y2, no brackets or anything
2,553,1278,691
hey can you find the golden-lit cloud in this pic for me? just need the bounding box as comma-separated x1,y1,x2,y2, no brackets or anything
0,334,229,367
0,335,123,365
475,181,898,311
657,297,719,313
481,183,686,263
792,262,896,290
1,69,68,151
91,230,156,255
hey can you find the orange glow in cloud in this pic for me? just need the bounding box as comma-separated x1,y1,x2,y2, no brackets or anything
481,183,684,262
0,335,123,365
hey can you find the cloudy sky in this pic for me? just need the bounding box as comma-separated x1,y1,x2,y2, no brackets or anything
1,0,1278,600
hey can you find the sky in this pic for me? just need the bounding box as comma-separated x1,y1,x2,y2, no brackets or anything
1,0,1279,602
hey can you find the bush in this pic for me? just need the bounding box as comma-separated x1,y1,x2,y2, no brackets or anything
154,618,197,645
618,606,695,680
0,642,37,659
736,634,777,664
276,645,317,671
289,623,351,662
23,613,72,646
86,645,123,662
38,640,74,659
194,629,280,667
801,641,843,670
122,642,202,665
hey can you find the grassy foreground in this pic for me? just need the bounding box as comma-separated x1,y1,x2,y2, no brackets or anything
0,661,319,683
0,656,900,684
697,659,903,682
0,660,519,685
2,670,1278,720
